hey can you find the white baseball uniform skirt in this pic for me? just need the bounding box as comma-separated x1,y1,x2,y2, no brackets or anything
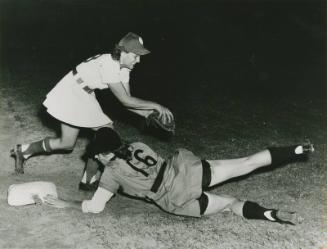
43,71,112,128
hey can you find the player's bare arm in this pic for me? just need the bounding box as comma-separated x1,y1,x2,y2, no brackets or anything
44,187,114,213
108,82,173,122
43,195,81,210
109,83,159,111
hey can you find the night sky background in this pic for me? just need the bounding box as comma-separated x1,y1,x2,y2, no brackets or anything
0,3,326,248
0,0,326,105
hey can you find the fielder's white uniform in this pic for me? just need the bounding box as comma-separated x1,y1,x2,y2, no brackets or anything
43,54,131,128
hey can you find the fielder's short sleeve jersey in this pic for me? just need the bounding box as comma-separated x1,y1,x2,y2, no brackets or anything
99,142,166,198
75,54,131,90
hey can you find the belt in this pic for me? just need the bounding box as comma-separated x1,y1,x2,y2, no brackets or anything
150,161,167,193
72,67,78,75
72,67,94,94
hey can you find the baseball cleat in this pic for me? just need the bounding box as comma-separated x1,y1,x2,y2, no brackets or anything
295,142,315,155
302,143,314,154
10,144,25,174
79,181,99,191
275,210,304,225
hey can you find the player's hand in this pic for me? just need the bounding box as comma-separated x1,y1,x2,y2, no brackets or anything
156,105,174,124
43,195,70,209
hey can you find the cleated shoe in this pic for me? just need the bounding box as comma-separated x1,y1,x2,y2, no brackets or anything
302,143,314,154
275,210,304,225
10,144,25,174
295,142,315,155
79,181,99,192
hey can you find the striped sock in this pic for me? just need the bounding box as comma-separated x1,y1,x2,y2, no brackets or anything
21,137,52,159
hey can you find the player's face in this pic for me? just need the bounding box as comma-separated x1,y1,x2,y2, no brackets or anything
96,153,115,165
120,51,140,70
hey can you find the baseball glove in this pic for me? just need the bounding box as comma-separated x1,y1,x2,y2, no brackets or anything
146,111,175,134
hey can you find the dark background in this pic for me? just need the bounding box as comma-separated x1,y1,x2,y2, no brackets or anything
0,0,326,105
0,2,326,247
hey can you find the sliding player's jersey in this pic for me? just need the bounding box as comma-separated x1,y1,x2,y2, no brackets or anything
99,142,166,197
99,142,203,217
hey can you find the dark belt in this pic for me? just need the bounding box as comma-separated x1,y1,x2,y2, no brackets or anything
150,161,167,193
72,67,78,75
72,67,94,94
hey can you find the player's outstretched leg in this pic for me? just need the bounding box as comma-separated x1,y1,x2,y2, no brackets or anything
207,142,314,187
268,142,314,167
202,192,298,225
10,123,80,174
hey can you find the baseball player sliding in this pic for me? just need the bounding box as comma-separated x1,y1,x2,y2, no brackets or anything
41,127,314,225
10,32,174,190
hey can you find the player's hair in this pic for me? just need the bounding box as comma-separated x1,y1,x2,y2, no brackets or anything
113,144,132,161
86,127,122,158
111,44,123,61
86,127,133,161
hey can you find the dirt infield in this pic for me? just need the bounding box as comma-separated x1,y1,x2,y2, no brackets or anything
0,72,327,248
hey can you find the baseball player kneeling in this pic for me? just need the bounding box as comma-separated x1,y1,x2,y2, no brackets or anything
10,32,174,191
41,128,314,225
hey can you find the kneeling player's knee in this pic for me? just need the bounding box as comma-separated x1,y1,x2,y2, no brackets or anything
59,139,75,150
63,144,75,151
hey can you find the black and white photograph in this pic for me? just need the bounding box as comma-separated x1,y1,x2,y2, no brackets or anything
0,0,326,248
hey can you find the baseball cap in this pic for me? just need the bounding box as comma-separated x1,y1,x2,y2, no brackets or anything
118,32,150,55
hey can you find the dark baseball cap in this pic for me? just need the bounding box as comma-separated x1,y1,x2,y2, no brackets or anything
118,32,150,55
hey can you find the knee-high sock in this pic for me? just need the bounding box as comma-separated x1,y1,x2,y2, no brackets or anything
242,201,294,225
21,137,52,159
268,145,307,167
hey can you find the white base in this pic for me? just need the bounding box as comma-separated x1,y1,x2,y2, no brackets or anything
8,181,58,206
